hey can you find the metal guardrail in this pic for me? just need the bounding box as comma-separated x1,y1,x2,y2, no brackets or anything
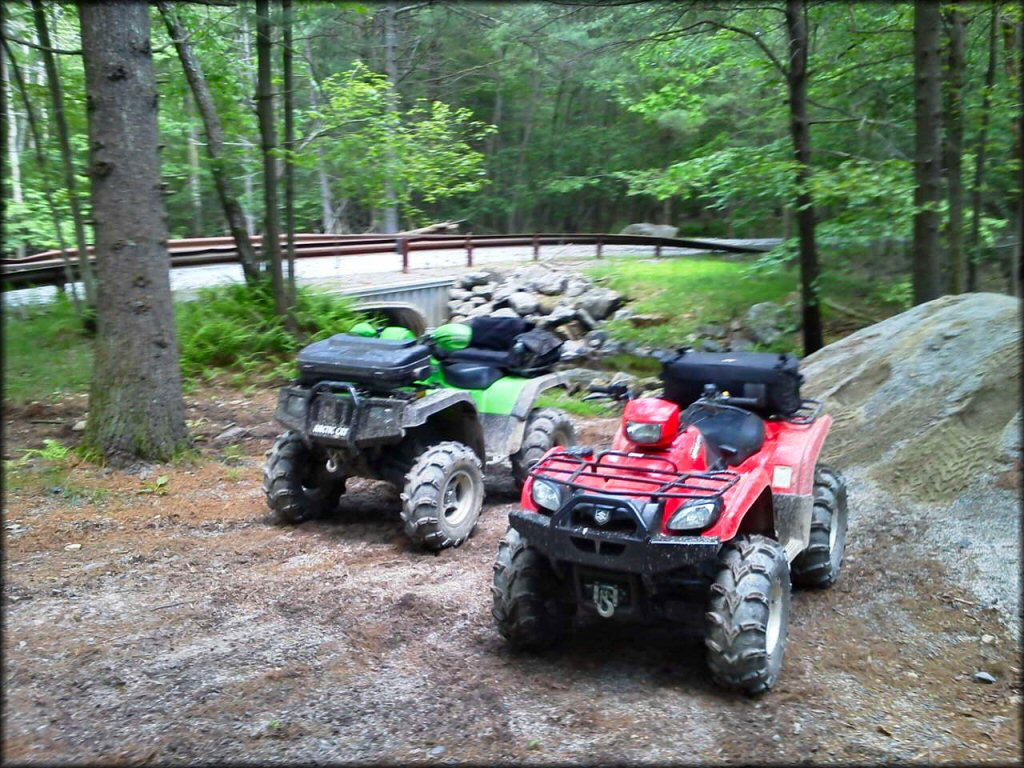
1,232,775,290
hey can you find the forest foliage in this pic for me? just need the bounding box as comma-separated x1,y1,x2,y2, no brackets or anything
3,2,1019,258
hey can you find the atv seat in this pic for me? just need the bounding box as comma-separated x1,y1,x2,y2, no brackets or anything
441,361,504,390
683,401,766,469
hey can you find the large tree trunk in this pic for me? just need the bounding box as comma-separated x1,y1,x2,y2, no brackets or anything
32,0,97,309
282,0,296,303
255,0,287,317
158,2,262,282
785,0,824,354
2,37,81,313
968,5,999,292
185,93,203,237
943,8,966,293
1002,13,1022,296
912,0,944,304
79,0,189,464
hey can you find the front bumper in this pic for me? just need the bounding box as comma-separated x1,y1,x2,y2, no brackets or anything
508,508,721,576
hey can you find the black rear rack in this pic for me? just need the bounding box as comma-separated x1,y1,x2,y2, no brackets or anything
528,449,739,504
779,398,823,425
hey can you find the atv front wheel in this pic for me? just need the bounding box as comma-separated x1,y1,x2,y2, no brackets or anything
262,431,346,524
492,527,573,650
511,408,576,488
791,464,848,588
401,441,484,550
705,535,791,695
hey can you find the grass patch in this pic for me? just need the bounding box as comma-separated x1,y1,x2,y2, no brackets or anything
537,389,620,418
590,255,905,352
3,281,368,405
3,296,93,403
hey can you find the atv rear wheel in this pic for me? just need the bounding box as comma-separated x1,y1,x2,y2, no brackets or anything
511,408,576,488
492,527,573,650
401,441,484,550
791,464,848,588
705,535,791,695
262,431,346,524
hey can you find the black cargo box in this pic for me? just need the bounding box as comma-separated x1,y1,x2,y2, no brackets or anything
661,349,803,417
297,333,432,388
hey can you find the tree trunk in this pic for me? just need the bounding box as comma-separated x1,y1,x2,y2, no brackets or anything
32,0,98,309
785,0,824,354
158,2,261,282
78,0,189,464
239,9,258,237
943,8,966,293
968,5,999,292
282,0,297,305
381,2,400,233
255,0,287,317
2,30,26,259
1002,13,1022,296
2,37,82,313
912,0,944,305
185,93,203,237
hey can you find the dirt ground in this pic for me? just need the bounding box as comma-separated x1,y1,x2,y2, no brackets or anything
2,385,1021,765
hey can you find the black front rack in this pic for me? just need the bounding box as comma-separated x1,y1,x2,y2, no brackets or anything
528,449,739,504
779,398,823,425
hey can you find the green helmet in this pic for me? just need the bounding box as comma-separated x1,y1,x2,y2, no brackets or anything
379,325,416,341
432,322,472,351
348,321,378,337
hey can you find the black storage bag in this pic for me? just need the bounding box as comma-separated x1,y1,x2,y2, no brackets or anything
298,334,432,387
468,316,534,351
508,328,563,375
661,349,803,417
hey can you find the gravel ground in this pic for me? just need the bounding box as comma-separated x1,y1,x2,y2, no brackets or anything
2,386,1020,765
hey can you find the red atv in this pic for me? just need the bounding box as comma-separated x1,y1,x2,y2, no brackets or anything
491,350,848,694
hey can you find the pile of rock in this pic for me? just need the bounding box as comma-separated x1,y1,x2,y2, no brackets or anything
448,264,625,345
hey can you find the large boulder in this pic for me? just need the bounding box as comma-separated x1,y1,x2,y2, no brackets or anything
802,293,1021,503
619,222,679,239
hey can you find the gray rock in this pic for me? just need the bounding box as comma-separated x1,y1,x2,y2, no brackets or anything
534,273,567,295
429,745,447,758
560,340,589,360
471,283,495,298
728,336,755,352
584,329,609,350
564,278,590,298
468,296,487,307
215,426,250,445
697,323,728,339
576,287,623,321
619,222,679,239
449,315,467,324
72,419,87,432
468,302,495,317
448,288,472,301
973,671,997,684
458,271,493,289
612,307,635,322
491,307,520,319
744,301,795,345
699,339,723,353
508,292,540,315
447,300,463,313
575,308,598,330
491,284,516,307
539,305,578,329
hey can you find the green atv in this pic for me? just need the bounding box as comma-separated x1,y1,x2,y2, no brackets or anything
263,316,576,550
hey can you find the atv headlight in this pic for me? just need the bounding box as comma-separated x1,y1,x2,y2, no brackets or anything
666,498,723,532
531,479,563,512
626,421,663,445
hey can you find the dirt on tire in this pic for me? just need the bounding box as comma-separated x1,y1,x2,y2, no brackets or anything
2,386,1020,764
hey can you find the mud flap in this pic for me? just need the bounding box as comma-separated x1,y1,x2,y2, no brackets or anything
772,493,813,561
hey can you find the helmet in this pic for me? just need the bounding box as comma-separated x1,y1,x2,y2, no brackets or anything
432,322,472,351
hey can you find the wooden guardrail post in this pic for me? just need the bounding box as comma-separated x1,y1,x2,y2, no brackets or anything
400,238,409,273
466,233,473,267
596,236,603,259
532,234,540,261
655,242,662,258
